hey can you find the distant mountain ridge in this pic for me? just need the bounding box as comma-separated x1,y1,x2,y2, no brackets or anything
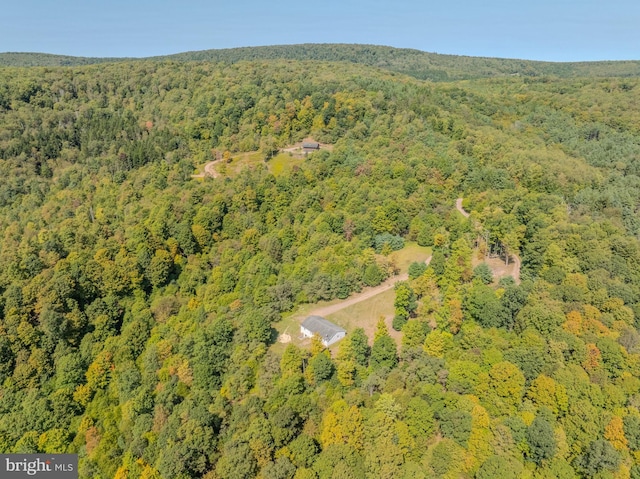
2,43,640,80
0,52,130,67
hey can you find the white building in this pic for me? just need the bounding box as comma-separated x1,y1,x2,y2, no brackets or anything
301,315,346,347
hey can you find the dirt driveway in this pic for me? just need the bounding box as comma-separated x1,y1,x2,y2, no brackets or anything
300,256,432,323
191,159,220,179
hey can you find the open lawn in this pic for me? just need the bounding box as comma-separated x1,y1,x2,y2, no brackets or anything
325,288,400,346
272,302,324,355
194,151,307,180
217,151,264,176
390,242,433,271
268,152,305,176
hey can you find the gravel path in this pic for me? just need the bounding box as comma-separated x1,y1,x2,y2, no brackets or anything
456,197,470,217
191,159,221,179
304,256,432,319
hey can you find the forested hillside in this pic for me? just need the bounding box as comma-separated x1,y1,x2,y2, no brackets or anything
3,44,640,80
0,52,126,68
1,57,640,478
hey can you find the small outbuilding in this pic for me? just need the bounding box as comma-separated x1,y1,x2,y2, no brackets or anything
301,315,346,347
302,141,320,153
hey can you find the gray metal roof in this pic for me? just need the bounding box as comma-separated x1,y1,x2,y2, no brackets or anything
302,315,345,339
302,142,320,149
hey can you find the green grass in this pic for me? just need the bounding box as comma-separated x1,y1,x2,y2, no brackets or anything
389,242,432,271
326,288,396,336
276,303,316,335
196,151,305,179
220,151,264,176
268,153,304,177
273,290,398,353
272,302,324,354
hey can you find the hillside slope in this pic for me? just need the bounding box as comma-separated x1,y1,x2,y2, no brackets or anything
2,43,640,80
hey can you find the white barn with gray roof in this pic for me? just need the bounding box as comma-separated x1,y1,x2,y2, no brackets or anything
301,316,346,347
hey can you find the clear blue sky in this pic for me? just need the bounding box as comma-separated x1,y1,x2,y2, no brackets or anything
1,0,638,62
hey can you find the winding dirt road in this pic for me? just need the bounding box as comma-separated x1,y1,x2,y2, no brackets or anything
456,197,470,218
304,256,432,319
191,160,221,179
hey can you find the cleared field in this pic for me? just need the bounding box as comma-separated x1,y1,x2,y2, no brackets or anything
389,242,433,271
268,152,305,176
471,248,520,284
195,151,307,180
218,151,264,176
325,288,400,345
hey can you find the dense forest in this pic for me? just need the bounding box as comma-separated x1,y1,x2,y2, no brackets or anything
1,50,640,478
3,44,640,80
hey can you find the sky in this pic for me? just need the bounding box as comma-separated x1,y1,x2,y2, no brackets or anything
1,0,639,62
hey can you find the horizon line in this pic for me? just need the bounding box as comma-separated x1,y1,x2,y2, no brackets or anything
1,43,639,65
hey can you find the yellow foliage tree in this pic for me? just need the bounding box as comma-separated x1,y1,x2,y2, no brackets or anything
249,437,273,468
605,416,629,451
374,317,389,342
191,224,210,250
526,374,568,415
320,404,364,451
113,466,129,479
341,405,365,450
583,305,610,335
337,335,354,362
449,297,464,334
554,425,570,459
423,329,453,358
176,359,193,387
563,310,584,335
583,304,602,322
140,465,162,479
38,429,69,454
336,360,356,387
393,421,416,457
85,351,113,391
465,405,493,473
319,411,340,448
310,334,325,356
487,361,525,413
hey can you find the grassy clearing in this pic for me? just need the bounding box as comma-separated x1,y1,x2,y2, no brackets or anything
196,151,306,179
276,303,316,337
268,152,304,176
218,151,264,176
326,288,400,346
389,242,432,271
273,297,347,353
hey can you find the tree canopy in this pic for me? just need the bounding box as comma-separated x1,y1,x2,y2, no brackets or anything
0,52,640,478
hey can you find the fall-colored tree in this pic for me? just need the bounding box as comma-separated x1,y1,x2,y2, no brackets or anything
583,343,602,371
604,416,628,451
423,329,453,359
526,374,568,416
